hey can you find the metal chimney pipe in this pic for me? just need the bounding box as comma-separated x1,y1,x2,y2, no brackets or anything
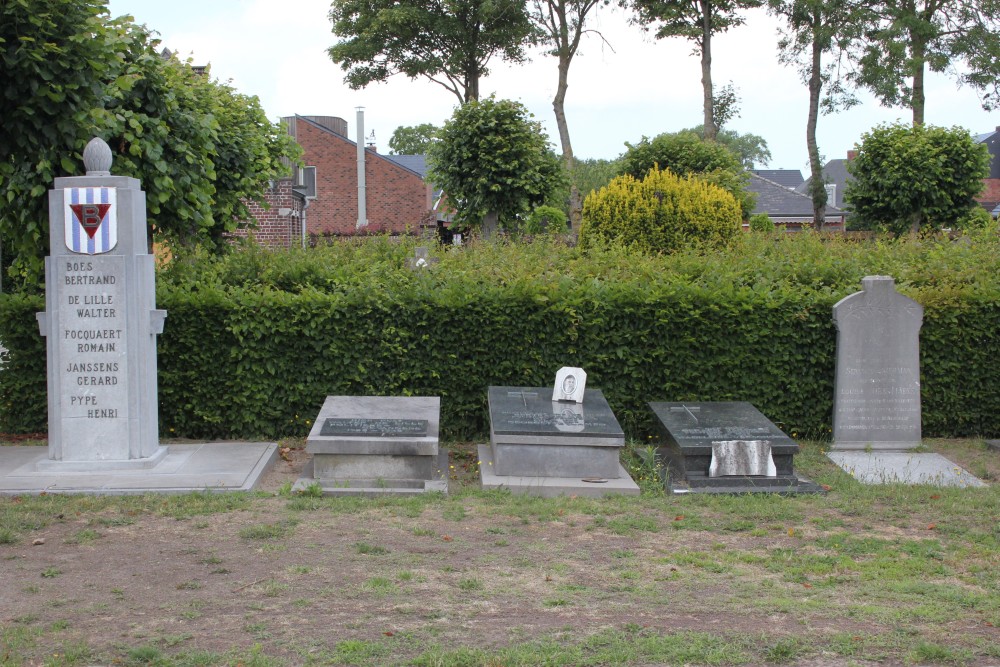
356,107,368,229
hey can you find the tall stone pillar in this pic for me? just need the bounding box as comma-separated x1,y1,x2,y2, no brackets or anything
35,138,167,470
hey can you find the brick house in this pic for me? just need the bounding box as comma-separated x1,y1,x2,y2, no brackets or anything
242,115,435,247
974,126,1000,215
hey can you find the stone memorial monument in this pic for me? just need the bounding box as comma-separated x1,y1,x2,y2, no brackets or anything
649,401,819,494
35,138,167,470
831,276,922,450
295,396,448,495
479,384,639,497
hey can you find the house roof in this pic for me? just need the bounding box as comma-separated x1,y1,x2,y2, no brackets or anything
384,154,428,179
752,169,804,188
748,174,845,218
975,129,998,143
795,158,852,211
290,115,426,180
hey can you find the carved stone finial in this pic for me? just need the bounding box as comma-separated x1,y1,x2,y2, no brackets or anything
83,137,113,175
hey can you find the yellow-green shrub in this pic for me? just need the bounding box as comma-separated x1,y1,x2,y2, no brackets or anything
579,167,741,253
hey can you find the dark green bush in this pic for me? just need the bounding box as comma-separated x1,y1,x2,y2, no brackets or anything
3,233,1000,440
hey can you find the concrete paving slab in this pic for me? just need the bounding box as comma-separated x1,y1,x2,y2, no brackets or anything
478,444,640,498
0,442,278,495
827,451,988,488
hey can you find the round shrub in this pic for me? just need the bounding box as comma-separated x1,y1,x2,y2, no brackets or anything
522,205,568,236
749,213,776,232
579,166,741,253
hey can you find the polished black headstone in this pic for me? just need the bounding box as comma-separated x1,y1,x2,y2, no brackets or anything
649,401,819,494
320,418,428,437
489,386,623,438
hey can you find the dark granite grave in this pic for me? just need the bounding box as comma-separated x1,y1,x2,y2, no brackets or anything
649,401,821,494
481,386,639,496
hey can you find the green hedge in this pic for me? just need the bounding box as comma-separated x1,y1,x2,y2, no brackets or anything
3,233,1000,440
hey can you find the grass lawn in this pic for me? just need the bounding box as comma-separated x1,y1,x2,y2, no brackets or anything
0,437,997,666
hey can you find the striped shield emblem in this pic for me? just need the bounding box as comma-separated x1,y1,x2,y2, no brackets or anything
64,187,118,254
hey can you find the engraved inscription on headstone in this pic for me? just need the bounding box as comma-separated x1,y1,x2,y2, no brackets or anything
832,276,923,450
320,418,429,437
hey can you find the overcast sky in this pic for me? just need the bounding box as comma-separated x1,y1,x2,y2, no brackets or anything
106,0,998,172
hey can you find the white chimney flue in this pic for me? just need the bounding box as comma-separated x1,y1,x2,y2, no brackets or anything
356,107,368,229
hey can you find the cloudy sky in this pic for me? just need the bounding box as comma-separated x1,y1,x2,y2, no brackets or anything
106,0,998,172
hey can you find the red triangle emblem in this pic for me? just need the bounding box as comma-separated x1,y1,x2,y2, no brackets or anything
69,203,112,238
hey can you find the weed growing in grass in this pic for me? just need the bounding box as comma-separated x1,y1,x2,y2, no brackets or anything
0,528,19,544
41,567,61,578
458,578,483,591
66,528,100,545
238,520,295,540
176,581,201,590
363,577,398,596
354,541,389,555
412,527,435,537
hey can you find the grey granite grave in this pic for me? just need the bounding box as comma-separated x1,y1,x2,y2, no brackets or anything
0,138,277,495
827,451,986,488
294,396,448,495
480,387,639,497
649,402,821,494
831,276,923,450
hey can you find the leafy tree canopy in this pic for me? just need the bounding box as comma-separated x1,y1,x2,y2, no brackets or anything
618,130,755,217
428,96,565,238
847,0,1000,124
846,123,990,235
328,0,537,104
388,123,439,155
0,0,299,288
679,125,772,169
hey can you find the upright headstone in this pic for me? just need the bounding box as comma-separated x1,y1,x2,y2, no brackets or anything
832,276,922,450
35,138,167,470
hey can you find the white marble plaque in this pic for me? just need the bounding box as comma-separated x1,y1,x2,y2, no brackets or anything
709,440,777,477
552,366,586,403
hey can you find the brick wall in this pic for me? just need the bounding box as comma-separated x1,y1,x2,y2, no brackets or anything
294,119,432,236
238,179,305,248
976,179,1000,210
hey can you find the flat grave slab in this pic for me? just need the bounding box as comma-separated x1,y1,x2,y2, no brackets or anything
0,442,277,495
650,401,821,494
477,444,639,498
827,451,987,488
300,395,447,495
986,439,1000,453
488,387,628,479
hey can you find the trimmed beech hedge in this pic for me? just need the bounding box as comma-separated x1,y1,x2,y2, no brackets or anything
3,233,1000,440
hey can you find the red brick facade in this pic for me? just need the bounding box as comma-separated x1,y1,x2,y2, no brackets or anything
241,115,434,247
241,179,306,247
976,178,1000,212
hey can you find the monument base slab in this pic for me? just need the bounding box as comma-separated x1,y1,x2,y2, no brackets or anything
489,440,623,478
0,442,277,496
292,452,449,496
828,451,987,487
478,444,639,498
35,445,169,472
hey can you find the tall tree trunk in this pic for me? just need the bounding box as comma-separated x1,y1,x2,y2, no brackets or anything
700,0,716,141
807,7,826,231
553,40,580,228
910,37,925,125
481,210,499,239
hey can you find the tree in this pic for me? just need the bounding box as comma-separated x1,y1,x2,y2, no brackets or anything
769,0,861,229
530,0,609,227
679,125,772,168
846,123,989,235
618,130,755,217
388,123,439,155
630,0,762,141
428,97,565,239
328,0,537,104
0,1,299,286
847,0,1000,125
